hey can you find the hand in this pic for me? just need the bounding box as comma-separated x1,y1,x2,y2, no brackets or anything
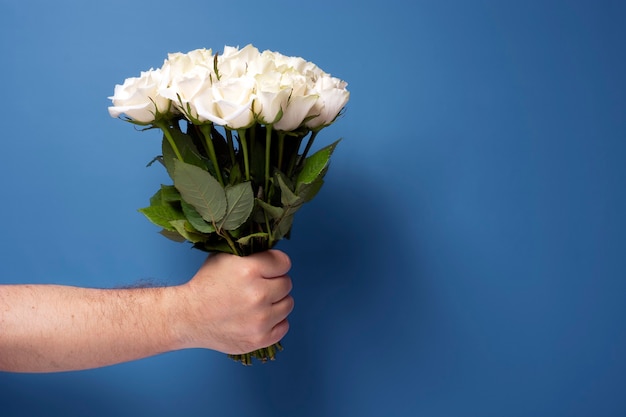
174,250,294,355
0,249,293,372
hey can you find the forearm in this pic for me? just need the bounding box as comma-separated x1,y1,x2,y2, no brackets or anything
0,284,185,373
0,251,293,373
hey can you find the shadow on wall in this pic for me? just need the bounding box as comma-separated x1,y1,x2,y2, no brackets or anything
0,170,432,417
0,372,134,417
235,170,431,416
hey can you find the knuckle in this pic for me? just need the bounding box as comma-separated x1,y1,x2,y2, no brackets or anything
240,263,257,280
248,327,269,349
245,285,268,306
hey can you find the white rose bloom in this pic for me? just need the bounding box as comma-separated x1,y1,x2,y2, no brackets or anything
159,49,215,122
248,50,277,78
273,94,319,131
168,72,215,123
161,48,213,82
305,75,349,129
253,70,291,125
271,68,319,131
159,49,215,106
114,45,349,130
218,44,261,78
108,68,170,123
260,50,288,71
196,76,256,129
288,56,322,76
185,48,214,65
287,71,311,96
262,50,320,76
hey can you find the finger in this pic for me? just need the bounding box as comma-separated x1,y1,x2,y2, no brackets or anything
262,274,293,303
268,318,290,345
253,250,291,278
270,294,295,324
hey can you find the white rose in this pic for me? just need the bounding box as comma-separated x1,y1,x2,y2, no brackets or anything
158,49,215,122
253,70,291,125
262,50,320,76
167,72,215,123
161,49,214,82
271,68,318,131
195,76,256,129
108,68,171,123
273,94,318,131
305,75,350,129
218,44,261,78
248,49,278,78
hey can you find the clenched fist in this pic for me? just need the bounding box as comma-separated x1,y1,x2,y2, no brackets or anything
175,250,295,354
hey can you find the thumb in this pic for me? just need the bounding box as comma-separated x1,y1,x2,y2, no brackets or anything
252,250,292,278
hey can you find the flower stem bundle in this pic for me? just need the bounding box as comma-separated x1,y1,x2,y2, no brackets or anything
109,44,349,364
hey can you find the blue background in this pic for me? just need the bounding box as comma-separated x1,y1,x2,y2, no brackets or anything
1,0,625,416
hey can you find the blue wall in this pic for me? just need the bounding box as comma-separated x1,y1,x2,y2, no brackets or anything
1,1,625,416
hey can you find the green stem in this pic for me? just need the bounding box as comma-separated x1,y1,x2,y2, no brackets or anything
264,125,273,196
221,231,241,256
286,135,304,178
290,129,319,178
277,132,285,173
225,128,237,169
238,129,251,181
287,132,315,178
299,130,319,169
264,210,275,249
250,126,257,178
227,341,283,365
198,124,224,187
155,121,183,162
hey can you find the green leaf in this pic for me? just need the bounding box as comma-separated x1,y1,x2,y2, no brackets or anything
237,232,270,246
275,172,302,207
251,205,267,224
219,182,254,231
272,214,295,241
149,184,182,206
172,129,206,167
162,136,177,177
149,188,164,206
169,219,205,243
296,138,340,186
159,229,187,242
181,200,216,233
297,177,325,202
194,240,235,254
255,199,284,220
263,172,306,241
162,130,206,177
160,185,181,203
173,159,227,224
228,163,242,186
139,205,185,231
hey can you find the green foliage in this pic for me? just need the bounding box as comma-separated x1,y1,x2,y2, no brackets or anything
296,139,340,187
140,124,340,255
173,159,227,224
138,204,185,231
219,183,255,231
181,200,216,233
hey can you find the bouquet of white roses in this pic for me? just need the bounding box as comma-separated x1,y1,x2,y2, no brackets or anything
108,44,349,365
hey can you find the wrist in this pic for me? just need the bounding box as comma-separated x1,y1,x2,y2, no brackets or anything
163,282,214,351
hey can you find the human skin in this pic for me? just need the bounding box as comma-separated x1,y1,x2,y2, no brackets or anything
0,250,294,373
